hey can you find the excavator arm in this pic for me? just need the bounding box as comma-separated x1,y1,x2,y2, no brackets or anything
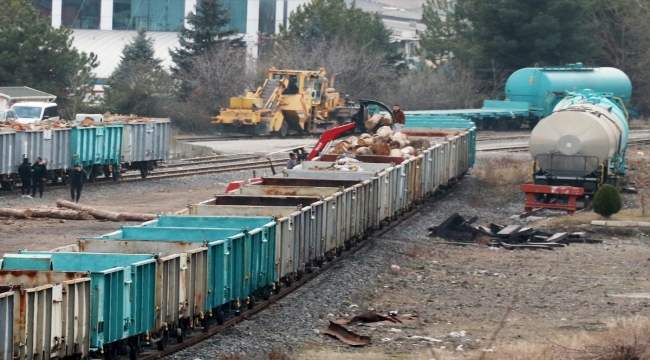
307,99,396,160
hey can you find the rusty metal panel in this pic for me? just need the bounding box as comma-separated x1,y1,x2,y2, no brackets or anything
299,161,394,172
282,169,376,181
185,247,209,320
0,290,12,360
189,204,299,217
27,284,61,360
0,272,91,360
259,177,359,188
275,218,294,281
60,278,91,358
0,131,17,177
213,195,320,207
157,254,183,334
238,185,340,197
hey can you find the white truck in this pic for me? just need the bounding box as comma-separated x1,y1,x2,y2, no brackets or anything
10,102,59,124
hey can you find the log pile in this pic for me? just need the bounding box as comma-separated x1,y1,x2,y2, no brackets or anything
0,207,92,220
56,199,157,222
329,126,433,157
0,113,167,132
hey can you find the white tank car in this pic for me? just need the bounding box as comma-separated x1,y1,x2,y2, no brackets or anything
529,92,629,179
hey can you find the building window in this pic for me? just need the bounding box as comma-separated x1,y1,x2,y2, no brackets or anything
29,0,52,18
113,0,186,32
220,0,247,33
258,0,276,34
62,0,101,29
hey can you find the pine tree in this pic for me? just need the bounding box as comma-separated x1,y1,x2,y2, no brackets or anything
104,28,174,116
592,184,622,219
0,0,97,118
170,0,243,75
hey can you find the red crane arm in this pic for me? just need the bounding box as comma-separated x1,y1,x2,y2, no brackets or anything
307,122,356,160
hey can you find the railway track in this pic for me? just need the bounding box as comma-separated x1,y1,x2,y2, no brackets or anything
3,156,286,193
120,159,286,181
136,178,448,360
477,135,650,152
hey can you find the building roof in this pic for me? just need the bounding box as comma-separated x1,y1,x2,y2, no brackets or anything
0,87,56,100
346,0,428,40
71,30,180,79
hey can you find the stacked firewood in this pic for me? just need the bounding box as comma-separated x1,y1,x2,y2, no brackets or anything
0,120,75,131
0,113,166,132
329,126,433,157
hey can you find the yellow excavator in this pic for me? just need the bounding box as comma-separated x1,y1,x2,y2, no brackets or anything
212,68,391,136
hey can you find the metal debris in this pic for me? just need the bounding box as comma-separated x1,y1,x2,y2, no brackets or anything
428,214,603,249
320,321,371,346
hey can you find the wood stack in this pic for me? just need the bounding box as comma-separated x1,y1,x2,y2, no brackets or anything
329,126,433,157
0,120,75,131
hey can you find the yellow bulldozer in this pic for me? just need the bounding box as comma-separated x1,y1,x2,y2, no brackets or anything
212,68,362,136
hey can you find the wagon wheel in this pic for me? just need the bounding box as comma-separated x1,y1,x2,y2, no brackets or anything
88,168,97,183
128,343,140,360
262,287,271,301
177,326,186,343
103,166,111,179
248,295,256,310
61,173,70,186
0,181,14,191
112,169,120,181
216,309,225,325
156,331,168,351
202,316,211,332
140,167,149,179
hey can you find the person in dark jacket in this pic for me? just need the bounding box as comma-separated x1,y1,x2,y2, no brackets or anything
393,104,405,132
31,157,47,198
70,164,87,203
18,158,32,198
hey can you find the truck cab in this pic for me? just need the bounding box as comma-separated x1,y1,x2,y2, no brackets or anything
11,102,59,124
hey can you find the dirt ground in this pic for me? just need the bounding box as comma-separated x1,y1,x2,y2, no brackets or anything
0,183,225,256
298,148,650,360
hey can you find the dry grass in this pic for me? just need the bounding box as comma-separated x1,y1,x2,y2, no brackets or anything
470,156,529,206
547,208,650,226
485,316,650,360
299,317,650,360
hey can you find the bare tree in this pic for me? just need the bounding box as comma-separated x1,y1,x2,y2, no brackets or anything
590,0,650,113
263,37,397,100
379,62,482,111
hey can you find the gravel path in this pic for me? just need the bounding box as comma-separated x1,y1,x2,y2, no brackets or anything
166,169,532,359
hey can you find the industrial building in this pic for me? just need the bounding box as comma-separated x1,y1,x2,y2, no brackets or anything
27,0,426,78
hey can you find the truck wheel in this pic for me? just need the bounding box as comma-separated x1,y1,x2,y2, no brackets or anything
279,122,288,137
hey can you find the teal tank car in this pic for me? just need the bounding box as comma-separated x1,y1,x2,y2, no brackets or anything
506,63,632,118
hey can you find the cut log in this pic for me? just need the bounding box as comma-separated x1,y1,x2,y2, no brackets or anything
364,113,384,129
30,208,93,220
0,208,32,219
55,199,157,222
121,212,158,222
56,199,125,222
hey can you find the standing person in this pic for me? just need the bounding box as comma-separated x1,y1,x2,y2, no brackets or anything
18,158,32,198
393,105,405,132
31,157,47,198
286,153,298,169
70,164,87,203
